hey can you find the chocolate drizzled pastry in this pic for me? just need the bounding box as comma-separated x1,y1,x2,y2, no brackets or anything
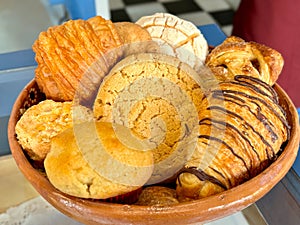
176,75,289,200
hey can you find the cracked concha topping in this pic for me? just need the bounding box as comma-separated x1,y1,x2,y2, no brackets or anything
136,13,209,70
93,52,204,184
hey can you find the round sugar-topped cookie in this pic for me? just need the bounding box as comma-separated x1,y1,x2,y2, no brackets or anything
93,52,204,184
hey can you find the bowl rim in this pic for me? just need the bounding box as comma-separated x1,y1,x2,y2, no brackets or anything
8,79,300,224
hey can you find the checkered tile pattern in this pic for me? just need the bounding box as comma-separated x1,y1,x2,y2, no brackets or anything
109,0,238,36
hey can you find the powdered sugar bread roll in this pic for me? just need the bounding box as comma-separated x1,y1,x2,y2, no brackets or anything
136,13,208,70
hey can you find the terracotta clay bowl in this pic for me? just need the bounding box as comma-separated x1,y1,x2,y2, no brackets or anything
8,79,299,225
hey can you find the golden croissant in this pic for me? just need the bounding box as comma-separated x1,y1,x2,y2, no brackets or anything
176,37,289,200
32,16,153,102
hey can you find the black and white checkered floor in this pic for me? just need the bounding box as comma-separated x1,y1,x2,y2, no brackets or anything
109,0,239,36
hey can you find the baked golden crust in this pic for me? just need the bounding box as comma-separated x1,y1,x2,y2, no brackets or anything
114,22,152,44
176,172,225,200
44,122,153,199
114,22,159,56
93,52,207,184
93,53,203,168
15,100,73,162
33,16,123,101
15,100,92,162
205,36,284,85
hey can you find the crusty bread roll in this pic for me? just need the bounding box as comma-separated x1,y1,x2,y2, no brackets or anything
114,21,159,57
44,122,153,199
15,100,92,162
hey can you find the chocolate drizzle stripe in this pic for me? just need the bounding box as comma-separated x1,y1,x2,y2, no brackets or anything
217,89,289,133
234,75,279,103
208,166,226,180
206,105,276,161
224,75,288,141
212,90,245,103
211,86,290,143
254,103,278,142
198,135,251,176
227,81,275,104
199,117,261,165
211,91,279,143
208,166,233,188
178,166,227,190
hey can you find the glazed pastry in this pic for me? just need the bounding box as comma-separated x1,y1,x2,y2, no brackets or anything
176,37,288,200
32,16,123,101
135,186,179,206
44,122,153,199
205,36,284,85
176,75,290,199
15,100,93,162
136,13,208,70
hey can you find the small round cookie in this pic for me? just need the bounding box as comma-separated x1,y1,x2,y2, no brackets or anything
136,13,208,70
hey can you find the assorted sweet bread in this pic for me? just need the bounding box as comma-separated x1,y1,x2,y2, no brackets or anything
205,36,284,85
15,99,92,162
44,122,153,199
14,13,290,205
176,74,289,200
136,13,208,70
93,52,204,185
